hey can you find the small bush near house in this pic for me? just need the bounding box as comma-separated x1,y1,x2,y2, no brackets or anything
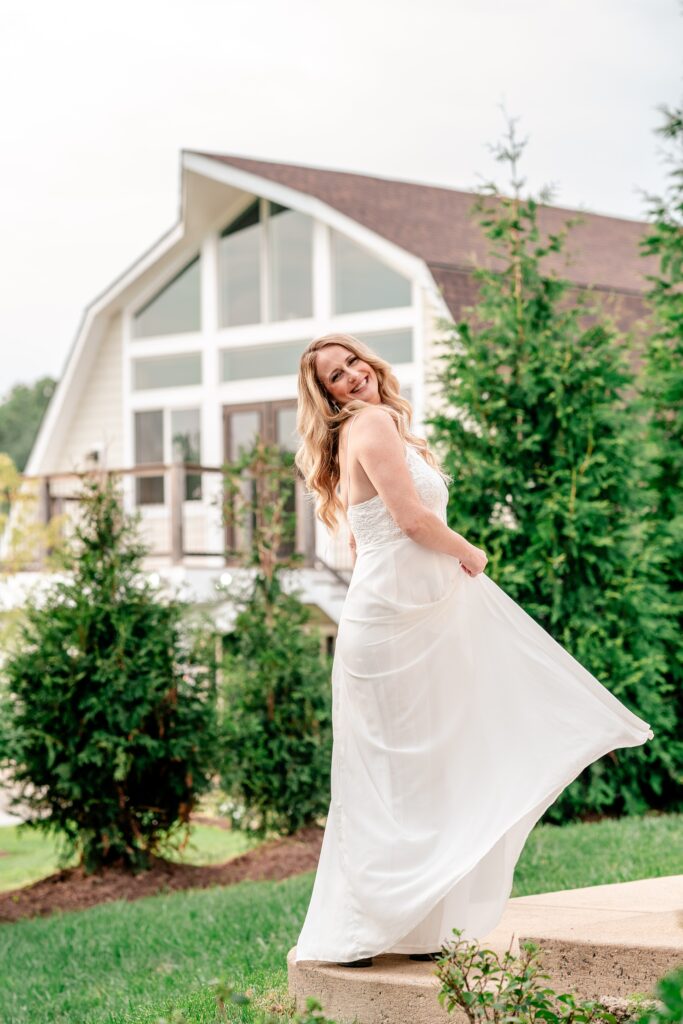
219,439,332,837
219,569,332,836
0,475,219,872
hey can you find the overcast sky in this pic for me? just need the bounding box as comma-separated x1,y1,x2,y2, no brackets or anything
1,0,681,398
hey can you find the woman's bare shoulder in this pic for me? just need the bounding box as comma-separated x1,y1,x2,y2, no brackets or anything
346,405,400,446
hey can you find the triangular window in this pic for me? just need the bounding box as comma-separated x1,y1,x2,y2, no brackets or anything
133,256,201,338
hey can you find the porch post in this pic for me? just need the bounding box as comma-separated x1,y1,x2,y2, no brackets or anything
169,462,185,564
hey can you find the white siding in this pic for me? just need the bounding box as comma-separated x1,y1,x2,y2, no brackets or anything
54,315,123,473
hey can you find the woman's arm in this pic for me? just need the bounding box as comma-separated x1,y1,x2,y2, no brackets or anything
351,407,487,576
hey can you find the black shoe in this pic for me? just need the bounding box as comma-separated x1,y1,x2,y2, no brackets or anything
408,951,441,961
336,956,374,968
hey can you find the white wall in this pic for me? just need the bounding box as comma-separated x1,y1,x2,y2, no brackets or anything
54,313,123,473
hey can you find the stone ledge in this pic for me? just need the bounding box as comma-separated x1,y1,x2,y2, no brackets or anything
288,875,683,1024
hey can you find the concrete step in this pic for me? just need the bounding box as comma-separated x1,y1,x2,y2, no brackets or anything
288,874,683,1024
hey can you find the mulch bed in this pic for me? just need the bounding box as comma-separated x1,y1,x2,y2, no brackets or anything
0,824,323,924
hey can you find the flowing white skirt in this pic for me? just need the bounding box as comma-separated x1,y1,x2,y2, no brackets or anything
294,536,654,962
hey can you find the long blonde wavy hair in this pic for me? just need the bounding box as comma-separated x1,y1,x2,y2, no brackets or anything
295,333,450,533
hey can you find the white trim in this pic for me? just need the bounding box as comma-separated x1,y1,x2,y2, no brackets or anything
259,197,270,323
130,385,204,409
313,220,331,320
211,306,415,352
128,333,205,357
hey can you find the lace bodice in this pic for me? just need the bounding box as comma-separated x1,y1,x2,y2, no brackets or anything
347,443,449,549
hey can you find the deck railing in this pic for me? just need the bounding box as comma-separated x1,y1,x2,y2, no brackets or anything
2,461,354,576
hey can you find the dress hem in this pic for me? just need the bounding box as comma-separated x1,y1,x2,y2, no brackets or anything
293,719,652,964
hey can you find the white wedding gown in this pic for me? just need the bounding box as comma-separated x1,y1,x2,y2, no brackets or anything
294,423,654,963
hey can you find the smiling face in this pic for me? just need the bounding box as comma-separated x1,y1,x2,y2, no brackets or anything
315,343,380,408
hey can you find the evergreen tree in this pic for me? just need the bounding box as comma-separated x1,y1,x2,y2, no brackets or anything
428,118,680,820
220,571,333,836
219,440,332,835
0,475,219,870
639,103,683,750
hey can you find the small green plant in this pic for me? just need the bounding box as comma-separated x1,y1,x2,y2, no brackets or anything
635,966,683,1024
434,927,617,1024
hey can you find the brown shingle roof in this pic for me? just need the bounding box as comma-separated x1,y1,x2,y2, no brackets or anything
192,152,657,303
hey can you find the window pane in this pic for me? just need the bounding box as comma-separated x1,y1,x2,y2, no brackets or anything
225,410,262,557
134,410,164,504
221,340,304,381
269,203,313,321
133,257,201,338
354,329,413,365
133,353,202,390
332,231,411,313
227,410,262,460
275,406,299,453
171,408,202,501
219,202,261,327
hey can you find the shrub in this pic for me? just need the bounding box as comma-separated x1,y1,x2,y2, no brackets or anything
219,569,332,836
219,440,332,836
639,103,683,804
428,117,679,819
0,475,219,871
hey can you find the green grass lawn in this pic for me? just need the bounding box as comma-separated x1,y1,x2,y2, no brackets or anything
0,822,259,892
0,811,680,1024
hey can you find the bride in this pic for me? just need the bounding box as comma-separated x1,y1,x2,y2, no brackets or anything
293,332,654,968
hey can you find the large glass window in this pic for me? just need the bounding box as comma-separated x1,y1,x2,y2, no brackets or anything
218,202,261,327
134,409,164,504
133,353,202,390
221,340,305,382
332,231,411,313
268,202,313,320
171,408,202,501
354,329,413,365
133,256,201,338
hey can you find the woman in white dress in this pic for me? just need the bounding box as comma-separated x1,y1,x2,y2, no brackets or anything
293,333,654,968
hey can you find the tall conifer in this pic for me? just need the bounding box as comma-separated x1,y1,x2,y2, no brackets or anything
428,119,679,819
639,104,683,780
